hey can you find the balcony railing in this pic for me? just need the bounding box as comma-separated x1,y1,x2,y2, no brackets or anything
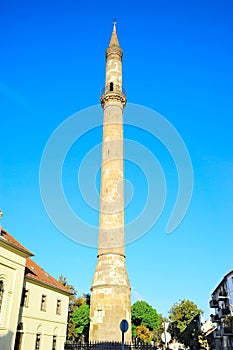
218,290,228,299
223,326,233,334
211,314,220,323
210,299,219,308
219,308,230,318
101,86,127,96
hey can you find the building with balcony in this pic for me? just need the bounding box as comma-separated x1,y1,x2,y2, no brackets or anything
209,270,233,350
0,228,71,350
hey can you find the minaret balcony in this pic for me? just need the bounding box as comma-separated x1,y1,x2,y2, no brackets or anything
100,86,127,107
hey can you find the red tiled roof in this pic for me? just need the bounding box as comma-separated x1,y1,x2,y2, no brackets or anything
1,228,71,295
25,257,71,294
0,228,34,256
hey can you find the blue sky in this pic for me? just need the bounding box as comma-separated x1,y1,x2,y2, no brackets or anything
1,0,233,319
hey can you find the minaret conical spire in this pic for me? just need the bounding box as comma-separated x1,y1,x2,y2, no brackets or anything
109,21,120,47
101,21,125,103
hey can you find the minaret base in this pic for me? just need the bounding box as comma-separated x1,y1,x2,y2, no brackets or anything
89,254,131,343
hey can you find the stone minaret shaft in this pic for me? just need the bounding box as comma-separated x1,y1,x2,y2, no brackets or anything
89,24,131,342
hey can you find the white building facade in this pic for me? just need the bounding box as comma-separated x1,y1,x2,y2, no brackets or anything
0,228,32,349
0,228,71,350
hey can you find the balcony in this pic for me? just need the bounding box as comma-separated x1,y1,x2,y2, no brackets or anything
100,86,127,107
223,326,233,335
211,314,220,323
219,308,230,318
223,316,233,334
210,299,219,308
218,290,229,300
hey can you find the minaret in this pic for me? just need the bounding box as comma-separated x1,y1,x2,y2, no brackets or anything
89,23,131,342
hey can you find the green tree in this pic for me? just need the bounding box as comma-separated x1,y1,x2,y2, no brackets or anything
58,275,89,341
168,299,203,349
59,275,77,341
71,304,90,342
131,301,160,342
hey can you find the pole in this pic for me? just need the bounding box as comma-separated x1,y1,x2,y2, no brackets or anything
122,330,124,350
164,322,167,349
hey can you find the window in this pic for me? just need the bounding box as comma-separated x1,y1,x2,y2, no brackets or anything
110,82,114,91
21,288,29,307
35,333,41,350
56,299,61,315
40,295,47,311
97,305,103,317
0,281,4,313
52,335,57,350
14,323,23,350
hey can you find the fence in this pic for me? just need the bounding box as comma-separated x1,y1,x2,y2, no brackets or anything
64,341,156,350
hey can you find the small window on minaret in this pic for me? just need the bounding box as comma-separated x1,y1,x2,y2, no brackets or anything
110,82,114,91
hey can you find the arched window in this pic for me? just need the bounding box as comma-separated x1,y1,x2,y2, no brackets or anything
52,335,57,350
0,280,4,313
110,82,114,91
52,328,58,350
35,325,43,349
35,333,41,350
